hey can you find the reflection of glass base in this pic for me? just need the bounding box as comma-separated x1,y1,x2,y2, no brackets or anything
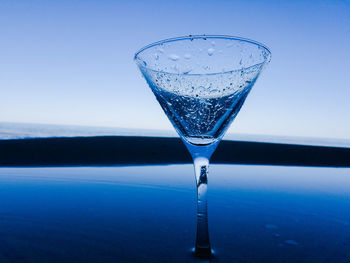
191,247,215,259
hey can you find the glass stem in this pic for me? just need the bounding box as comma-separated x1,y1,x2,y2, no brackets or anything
194,157,212,257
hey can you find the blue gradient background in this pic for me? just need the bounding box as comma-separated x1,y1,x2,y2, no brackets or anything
0,0,349,139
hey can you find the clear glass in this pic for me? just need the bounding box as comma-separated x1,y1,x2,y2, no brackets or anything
134,35,271,258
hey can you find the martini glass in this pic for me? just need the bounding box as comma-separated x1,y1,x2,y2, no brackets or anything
134,35,271,258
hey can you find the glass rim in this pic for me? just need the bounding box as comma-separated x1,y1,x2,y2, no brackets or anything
134,34,271,75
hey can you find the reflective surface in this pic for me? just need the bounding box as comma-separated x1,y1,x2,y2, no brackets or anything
0,165,350,262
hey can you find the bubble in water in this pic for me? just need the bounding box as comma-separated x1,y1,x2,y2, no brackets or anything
197,86,206,93
184,53,191,59
169,54,180,61
207,48,215,56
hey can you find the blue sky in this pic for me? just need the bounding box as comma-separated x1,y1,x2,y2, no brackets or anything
0,0,349,139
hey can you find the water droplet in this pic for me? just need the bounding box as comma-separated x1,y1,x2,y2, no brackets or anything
203,65,210,70
184,53,191,59
207,48,215,56
239,59,243,65
171,64,179,72
265,224,278,229
157,47,164,53
182,66,192,74
168,54,179,61
154,53,159,60
284,240,299,246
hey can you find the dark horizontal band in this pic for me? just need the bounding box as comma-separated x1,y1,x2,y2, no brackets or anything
0,136,349,167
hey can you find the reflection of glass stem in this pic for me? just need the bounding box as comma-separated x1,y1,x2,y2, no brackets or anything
194,157,212,257
185,140,218,258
